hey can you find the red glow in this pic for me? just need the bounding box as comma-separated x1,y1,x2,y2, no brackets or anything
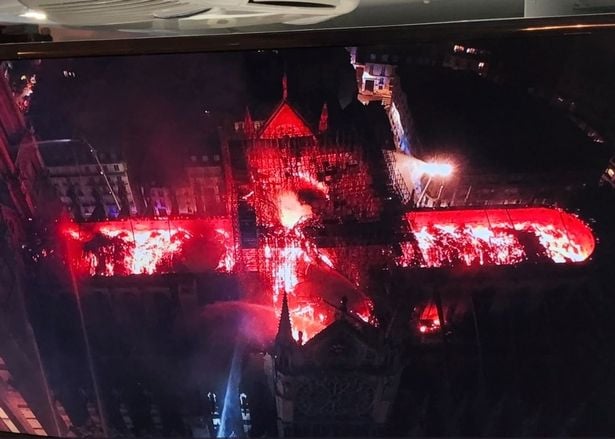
63,218,235,276
52,83,601,355
400,207,595,268
258,102,314,139
261,231,372,341
278,191,313,229
246,128,377,340
258,180,375,340
417,302,441,334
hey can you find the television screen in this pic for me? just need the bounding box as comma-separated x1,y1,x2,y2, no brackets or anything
1,27,614,437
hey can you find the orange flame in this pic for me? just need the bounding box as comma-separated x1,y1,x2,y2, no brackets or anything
63,220,234,276
400,208,595,267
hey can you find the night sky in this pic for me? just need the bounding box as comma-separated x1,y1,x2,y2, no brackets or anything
26,48,358,185
24,35,614,187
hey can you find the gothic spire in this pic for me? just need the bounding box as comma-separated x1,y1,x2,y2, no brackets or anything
282,71,288,101
276,290,294,346
244,106,255,138
319,101,329,133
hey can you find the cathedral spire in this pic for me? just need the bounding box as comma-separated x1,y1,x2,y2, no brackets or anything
244,106,255,138
282,72,288,101
319,102,329,133
276,290,294,346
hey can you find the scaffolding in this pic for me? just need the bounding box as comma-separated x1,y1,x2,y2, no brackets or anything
245,135,384,228
382,149,413,204
237,128,393,333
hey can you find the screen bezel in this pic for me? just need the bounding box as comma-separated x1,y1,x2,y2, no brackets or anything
1,14,615,60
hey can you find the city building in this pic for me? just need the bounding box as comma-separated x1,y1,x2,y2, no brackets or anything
185,150,225,216
0,69,72,437
412,169,596,208
600,156,615,188
143,150,226,217
0,354,68,435
348,42,492,157
442,43,490,76
37,140,138,220
348,47,418,155
0,61,44,218
143,181,173,217
358,40,609,210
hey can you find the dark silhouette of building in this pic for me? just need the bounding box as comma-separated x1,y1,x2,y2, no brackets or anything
270,294,401,437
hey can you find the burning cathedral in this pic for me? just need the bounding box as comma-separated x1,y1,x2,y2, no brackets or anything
55,75,597,437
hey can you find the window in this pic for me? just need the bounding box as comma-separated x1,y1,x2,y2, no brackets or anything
213,154,220,162
113,164,120,171
0,406,20,433
191,156,197,162
202,155,209,162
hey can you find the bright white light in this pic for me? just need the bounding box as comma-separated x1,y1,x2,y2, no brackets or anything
421,162,454,177
19,10,47,21
278,191,312,229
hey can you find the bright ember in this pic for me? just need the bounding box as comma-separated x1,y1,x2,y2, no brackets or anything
63,218,235,276
400,207,595,267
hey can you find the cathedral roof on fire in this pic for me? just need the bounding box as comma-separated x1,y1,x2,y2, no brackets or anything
258,100,315,140
244,73,329,141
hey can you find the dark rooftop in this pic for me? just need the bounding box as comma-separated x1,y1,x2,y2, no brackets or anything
38,140,123,167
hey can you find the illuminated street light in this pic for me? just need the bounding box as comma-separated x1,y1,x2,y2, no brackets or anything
417,162,454,207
